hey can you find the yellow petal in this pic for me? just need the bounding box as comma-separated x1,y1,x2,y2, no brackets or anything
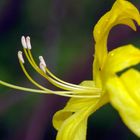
53,81,99,130
53,81,108,140
54,96,108,140
106,70,140,137
103,45,140,77
53,98,98,130
55,107,92,140
121,69,140,106
93,0,140,68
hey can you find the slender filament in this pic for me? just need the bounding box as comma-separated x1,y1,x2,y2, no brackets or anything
18,59,101,98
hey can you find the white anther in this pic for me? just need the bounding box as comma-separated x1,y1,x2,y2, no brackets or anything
39,56,46,67
21,36,27,49
26,36,32,49
39,62,46,73
18,51,25,63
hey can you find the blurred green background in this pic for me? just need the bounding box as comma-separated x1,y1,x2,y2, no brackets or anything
0,0,140,140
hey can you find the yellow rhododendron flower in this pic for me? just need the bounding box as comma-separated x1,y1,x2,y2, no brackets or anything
0,0,140,139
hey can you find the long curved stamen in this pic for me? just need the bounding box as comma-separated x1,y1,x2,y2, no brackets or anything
19,59,101,95
0,80,100,98
25,37,100,91
0,36,102,98
18,54,101,98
